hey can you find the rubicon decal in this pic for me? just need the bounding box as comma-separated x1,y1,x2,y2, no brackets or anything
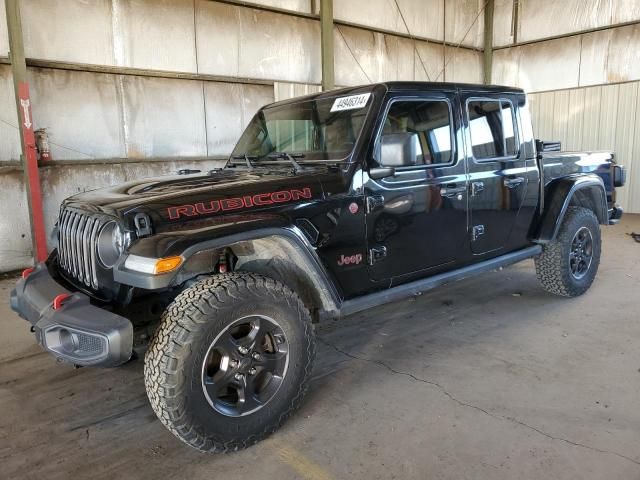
167,187,313,220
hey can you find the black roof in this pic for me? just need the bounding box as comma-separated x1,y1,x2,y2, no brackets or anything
269,81,524,108
382,81,524,93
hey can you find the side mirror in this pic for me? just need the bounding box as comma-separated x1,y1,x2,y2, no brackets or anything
369,166,395,180
535,139,561,154
377,132,419,167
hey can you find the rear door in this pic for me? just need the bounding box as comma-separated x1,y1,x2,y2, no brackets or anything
364,91,469,281
460,92,530,254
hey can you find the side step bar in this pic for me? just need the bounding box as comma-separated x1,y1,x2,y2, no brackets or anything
339,245,542,318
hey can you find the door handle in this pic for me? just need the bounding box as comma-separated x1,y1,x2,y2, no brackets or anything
503,177,525,188
440,184,466,198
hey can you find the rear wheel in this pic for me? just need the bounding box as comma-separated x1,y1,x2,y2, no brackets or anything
535,206,601,297
144,272,315,452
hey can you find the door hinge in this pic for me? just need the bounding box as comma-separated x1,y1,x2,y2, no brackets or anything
368,246,387,265
366,195,385,213
471,225,485,241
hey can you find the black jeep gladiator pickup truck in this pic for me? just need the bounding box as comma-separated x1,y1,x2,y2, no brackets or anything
11,82,626,452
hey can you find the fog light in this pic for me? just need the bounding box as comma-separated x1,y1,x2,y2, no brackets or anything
44,326,108,361
58,328,77,354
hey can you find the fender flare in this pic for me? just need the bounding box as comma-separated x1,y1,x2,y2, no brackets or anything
534,175,608,243
114,227,341,314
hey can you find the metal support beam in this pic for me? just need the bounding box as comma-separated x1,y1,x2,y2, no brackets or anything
19,58,276,86
511,0,519,44
320,0,334,91
495,18,640,50
5,0,48,262
483,0,494,85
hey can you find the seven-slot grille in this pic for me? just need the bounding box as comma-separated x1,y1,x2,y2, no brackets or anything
58,208,105,289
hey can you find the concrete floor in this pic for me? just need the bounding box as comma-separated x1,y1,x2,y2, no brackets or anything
1,216,640,480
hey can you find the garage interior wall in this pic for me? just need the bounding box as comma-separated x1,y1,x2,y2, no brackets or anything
492,0,640,213
0,0,484,272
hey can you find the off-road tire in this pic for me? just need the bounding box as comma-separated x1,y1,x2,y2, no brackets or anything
144,272,315,452
535,206,601,297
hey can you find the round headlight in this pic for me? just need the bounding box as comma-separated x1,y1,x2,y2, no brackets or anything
97,221,126,268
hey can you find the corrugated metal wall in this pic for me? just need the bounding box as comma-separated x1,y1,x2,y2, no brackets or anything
493,0,640,213
529,82,640,213
492,23,640,92
0,0,485,163
493,0,640,47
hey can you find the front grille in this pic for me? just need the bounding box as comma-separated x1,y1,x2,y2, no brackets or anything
58,208,104,289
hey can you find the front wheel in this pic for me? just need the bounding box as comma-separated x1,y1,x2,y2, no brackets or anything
535,206,601,297
144,272,315,452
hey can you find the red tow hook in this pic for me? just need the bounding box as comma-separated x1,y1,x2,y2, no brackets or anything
52,293,72,310
22,267,34,279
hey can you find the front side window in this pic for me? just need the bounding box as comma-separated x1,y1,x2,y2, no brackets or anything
468,99,518,159
380,100,454,167
232,93,372,161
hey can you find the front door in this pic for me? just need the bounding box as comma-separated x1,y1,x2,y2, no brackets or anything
364,93,469,281
460,93,530,254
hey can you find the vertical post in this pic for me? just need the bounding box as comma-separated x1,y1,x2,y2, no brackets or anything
483,0,494,85
5,0,48,262
511,0,519,44
320,0,334,91
442,0,446,81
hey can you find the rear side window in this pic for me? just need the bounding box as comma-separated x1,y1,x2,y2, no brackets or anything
467,99,518,159
381,100,454,166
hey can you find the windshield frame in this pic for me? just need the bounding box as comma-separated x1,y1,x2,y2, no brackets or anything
230,88,377,165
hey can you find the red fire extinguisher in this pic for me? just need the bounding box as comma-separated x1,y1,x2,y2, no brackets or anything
34,128,52,162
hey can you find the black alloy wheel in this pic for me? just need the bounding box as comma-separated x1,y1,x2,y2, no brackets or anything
201,315,289,417
569,226,593,280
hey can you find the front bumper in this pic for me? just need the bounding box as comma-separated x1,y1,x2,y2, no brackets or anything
10,264,133,367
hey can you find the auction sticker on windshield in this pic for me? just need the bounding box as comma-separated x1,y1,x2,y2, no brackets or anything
330,93,371,112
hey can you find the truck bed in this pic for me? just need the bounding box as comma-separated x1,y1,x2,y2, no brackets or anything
541,151,616,204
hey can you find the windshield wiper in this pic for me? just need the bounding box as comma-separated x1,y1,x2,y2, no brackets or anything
266,152,305,173
230,154,257,169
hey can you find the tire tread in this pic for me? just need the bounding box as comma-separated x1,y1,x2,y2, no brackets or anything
535,206,601,297
144,272,315,453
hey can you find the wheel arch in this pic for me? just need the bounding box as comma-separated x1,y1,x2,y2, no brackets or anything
115,227,341,319
534,175,608,244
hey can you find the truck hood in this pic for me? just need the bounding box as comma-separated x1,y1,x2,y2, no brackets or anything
63,166,337,223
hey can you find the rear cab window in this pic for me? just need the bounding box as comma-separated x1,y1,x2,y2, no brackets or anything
467,98,519,160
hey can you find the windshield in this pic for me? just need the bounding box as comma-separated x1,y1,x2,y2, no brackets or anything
231,92,373,161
